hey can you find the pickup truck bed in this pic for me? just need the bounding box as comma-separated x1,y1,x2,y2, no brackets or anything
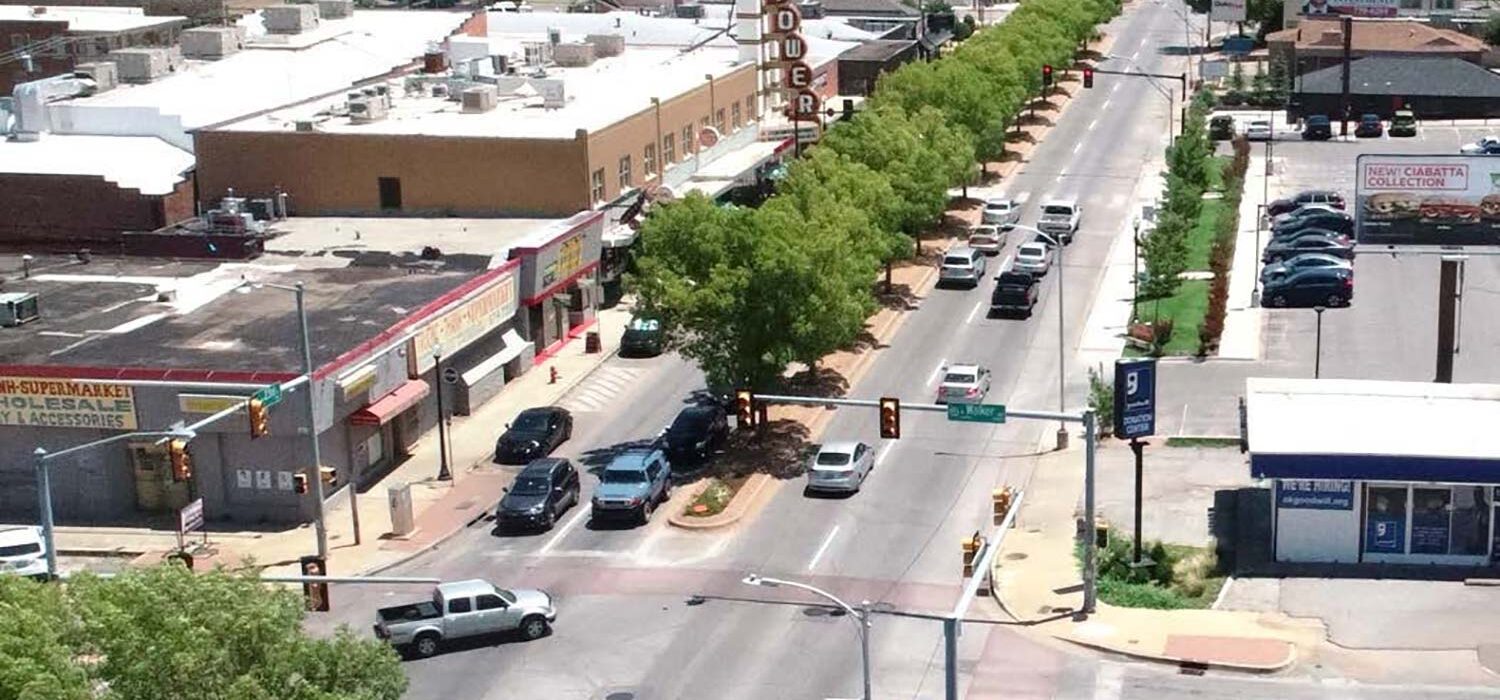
377,601,441,624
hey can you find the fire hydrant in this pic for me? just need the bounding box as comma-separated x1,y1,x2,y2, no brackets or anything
549,366,559,384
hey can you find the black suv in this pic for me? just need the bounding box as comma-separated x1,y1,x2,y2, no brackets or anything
1268,190,1344,218
1302,115,1333,141
1273,209,1354,238
494,458,581,531
1261,267,1354,308
660,404,730,468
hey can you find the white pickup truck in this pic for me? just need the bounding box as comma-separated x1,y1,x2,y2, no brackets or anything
372,579,557,658
1036,199,1082,243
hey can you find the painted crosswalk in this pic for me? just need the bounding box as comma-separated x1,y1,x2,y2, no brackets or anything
558,366,645,414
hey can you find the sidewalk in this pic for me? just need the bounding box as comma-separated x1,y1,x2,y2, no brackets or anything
990,448,1323,672
1215,146,1270,360
58,305,634,577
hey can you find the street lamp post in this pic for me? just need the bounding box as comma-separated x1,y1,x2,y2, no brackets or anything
1313,305,1326,379
433,350,452,482
1009,225,1069,450
743,574,871,700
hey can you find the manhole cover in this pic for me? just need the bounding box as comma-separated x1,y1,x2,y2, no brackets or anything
1005,552,1028,560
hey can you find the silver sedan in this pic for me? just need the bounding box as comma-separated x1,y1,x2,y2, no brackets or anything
805,441,875,494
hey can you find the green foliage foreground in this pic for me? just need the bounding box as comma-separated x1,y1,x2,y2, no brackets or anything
0,566,406,700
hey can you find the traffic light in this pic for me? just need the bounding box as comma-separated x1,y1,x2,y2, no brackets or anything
1042,64,1053,88
300,555,330,612
1083,66,1094,89
735,389,755,430
293,473,309,494
168,439,193,482
878,397,900,440
247,397,270,439
992,486,1014,525
319,466,337,485
961,531,986,578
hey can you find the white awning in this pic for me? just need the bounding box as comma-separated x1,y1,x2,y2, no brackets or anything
461,329,529,386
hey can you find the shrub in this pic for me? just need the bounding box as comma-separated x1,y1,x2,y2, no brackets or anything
1088,364,1114,435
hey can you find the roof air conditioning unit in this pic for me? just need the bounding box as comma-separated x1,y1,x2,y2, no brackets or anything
461,84,498,113
348,96,388,123
0,292,39,327
295,119,316,131
548,27,562,45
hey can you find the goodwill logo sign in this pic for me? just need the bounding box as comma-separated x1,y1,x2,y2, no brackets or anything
1277,479,1353,510
0,377,138,430
1112,358,1156,440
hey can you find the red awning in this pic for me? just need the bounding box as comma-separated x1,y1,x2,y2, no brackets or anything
349,379,430,426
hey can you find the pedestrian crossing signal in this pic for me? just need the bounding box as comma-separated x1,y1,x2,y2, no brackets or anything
879,397,900,440
735,389,755,430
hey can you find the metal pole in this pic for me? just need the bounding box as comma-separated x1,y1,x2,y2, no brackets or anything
1436,258,1459,383
434,351,452,481
295,284,329,561
34,447,57,580
1131,438,1144,564
1314,306,1325,379
743,576,871,698
859,600,873,700
943,617,959,700
1082,409,1098,614
1056,239,1069,450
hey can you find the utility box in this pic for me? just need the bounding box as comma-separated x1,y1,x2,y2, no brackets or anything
264,4,319,34
0,292,40,327
388,482,414,537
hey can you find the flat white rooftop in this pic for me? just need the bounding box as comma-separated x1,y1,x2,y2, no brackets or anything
266,216,561,260
0,135,192,194
485,8,879,44
0,5,185,32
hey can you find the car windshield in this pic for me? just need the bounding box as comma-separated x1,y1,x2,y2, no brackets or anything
1042,205,1073,216
602,469,647,484
511,475,551,495
511,412,550,433
815,451,853,468
628,318,660,332
943,256,972,267
668,409,712,434
986,201,1011,211
999,284,1031,293
1019,245,1045,258
0,542,40,557
943,372,977,384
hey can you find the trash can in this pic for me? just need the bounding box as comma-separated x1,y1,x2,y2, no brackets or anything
585,331,601,354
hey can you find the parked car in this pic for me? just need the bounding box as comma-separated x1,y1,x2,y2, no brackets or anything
494,406,573,465
1460,136,1500,155
620,316,664,357
1270,227,1350,249
1354,113,1383,138
494,458,580,531
1259,252,1353,284
1244,119,1273,141
1261,267,1354,308
590,448,672,525
967,225,1005,255
805,441,876,495
660,403,730,468
1272,209,1354,238
0,526,47,580
937,363,992,404
1267,190,1344,217
990,271,1039,318
1271,203,1343,225
1036,200,1082,243
1209,115,1235,141
981,197,1020,228
1263,233,1355,264
373,579,557,658
1389,109,1417,137
939,246,988,287
1013,241,1054,276
1301,115,1332,140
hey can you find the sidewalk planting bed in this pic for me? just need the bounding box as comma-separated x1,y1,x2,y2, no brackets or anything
1133,280,1208,356
1081,536,1227,610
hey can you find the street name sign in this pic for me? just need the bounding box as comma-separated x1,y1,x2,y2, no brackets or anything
946,403,1007,424
254,384,283,408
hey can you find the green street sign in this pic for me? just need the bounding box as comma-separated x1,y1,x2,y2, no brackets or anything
946,403,1006,424
253,384,283,408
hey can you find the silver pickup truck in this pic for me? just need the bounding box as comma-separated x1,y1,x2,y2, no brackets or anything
372,579,557,658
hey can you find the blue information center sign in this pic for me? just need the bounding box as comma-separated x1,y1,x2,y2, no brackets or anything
1113,358,1157,439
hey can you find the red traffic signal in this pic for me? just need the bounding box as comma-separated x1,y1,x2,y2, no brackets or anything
735,389,755,430
1083,66,1094,89
1042,64,1054,87
879,397,900,440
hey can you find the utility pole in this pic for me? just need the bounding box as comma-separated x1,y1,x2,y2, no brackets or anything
1339,15,1352,138
1130,438,1145,564
1435,257,1462,383
294,284,330,561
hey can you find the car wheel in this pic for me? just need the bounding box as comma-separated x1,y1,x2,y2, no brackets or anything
1271,294,1288,308
520,615,551,641
413,633,441,659
1327,294,1345,307
542,509,556,529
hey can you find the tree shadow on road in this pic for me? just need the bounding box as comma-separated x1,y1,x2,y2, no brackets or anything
705,420,814,482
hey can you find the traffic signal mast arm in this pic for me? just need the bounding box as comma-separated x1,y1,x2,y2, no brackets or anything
1088,68,1188,99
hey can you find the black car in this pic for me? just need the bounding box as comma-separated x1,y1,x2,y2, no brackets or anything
659,403,730,468
1301,115,1332,141
495,458,580,531
1272,209,1354,238
494,406,573,465
1355,113,1383,138
1269,226,1349,245
1209,115,1235,141
1267,190,1344,217
620,316,664,357
1261,267,1354,308
1263,234,1355,264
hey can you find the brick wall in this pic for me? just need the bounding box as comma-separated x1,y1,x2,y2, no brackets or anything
0,173,196,248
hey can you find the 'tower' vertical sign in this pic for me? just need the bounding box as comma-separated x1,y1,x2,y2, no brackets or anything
764,0,820,122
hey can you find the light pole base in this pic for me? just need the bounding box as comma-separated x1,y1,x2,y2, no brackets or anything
1055,427,1070,451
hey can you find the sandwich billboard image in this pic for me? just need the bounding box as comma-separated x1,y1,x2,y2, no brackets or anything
1356,154,1500,246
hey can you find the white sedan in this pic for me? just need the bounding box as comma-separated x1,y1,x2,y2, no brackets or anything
1244,120,1273,141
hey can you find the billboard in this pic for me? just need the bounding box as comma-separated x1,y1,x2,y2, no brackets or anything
1211,0,1246,22
1355,154,1500,246
1299,0,1397,16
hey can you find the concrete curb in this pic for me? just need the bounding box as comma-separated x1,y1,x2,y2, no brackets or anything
1058,635,1299,674
667,472,773,529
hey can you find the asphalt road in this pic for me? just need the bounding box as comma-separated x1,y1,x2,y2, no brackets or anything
303,6,1500,699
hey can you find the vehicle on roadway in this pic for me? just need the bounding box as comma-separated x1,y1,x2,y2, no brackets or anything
494,406,572,465
938,246,988,287
1267,190,1344,217
1355,113,1383,138
990,270,1039,318
937,363,992,404
980,197,1020,228
1261,267,1354,308
805,440,875,495
620,316,664,357
0,525,47,580
1209,114,1235,141
659,403,730,468
1389,109,1417,137
1271,202,1343,225
373,579,557,658
967,224,1005,255
1301,115,1332,140
1013,241,1053,276
1259,252,1353,284
1036,200,1081,243
590,447,672,525
494,457,580,532
1460,136,1500,155
1263,233,1355,264
1244,119,1273,141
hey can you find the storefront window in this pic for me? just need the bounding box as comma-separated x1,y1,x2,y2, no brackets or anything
1410,487,1451,555
1450,486,1490,556
1365,486,1407,554
365,431,384,469
590,168,605,204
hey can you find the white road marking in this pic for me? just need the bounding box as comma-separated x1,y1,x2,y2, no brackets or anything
1130,49,1140,60
929,358,947,385
1087,119,1098,131
1102,97,1111,109
1178,403,1190,436
1072,142,1083,154
807,525,840,571
538,506,589,555
1093,663,1126,700
966,298,985,324
876,441,894,466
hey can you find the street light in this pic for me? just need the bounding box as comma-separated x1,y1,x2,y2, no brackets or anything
1008,225,1070,450
1313,305,1326,379
742,574,872,700
1103,54,1177,147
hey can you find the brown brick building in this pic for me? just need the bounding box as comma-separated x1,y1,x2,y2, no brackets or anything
1268,18,1487,77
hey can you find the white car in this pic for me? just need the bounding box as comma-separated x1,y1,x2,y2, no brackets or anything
1459,136,1500,155
981,198,1020,228
1036,200,1081,243
0,526,48,579
805,441,875,494
937,363,992,404
1013,241,1053,276
967,225,1005,255
1245,120,1273,141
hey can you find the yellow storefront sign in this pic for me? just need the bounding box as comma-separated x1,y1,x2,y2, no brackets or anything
178,394,247,415
0,377,137,430
412,269,518,373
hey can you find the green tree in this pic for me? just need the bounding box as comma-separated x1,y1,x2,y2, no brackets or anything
1482,13,1500,46
0,577,89,700
820,105,958,235
1140,209,1190,300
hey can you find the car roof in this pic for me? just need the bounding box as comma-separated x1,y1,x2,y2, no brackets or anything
947,363,982,373
0,526,41,547
819,440,862,454
1042,199,1077,206
437,579,497,599
984,198,1014,205
1018,242,1047,252
606,449,656,470
676,404,718,419
519,457,568,476
517,406,557,418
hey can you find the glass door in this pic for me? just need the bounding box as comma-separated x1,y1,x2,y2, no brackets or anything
1410,488,1452,555
1365,486,1408,555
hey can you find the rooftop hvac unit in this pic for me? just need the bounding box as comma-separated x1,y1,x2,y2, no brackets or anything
797,0,824,18
295,119,316,131
584,33,624,57
522,41,549,66
535,78,565,108
179,26,244,59
461,84,498,113
547,27,562,45
490,54,508,74
675,3,704,18
0,292,40,327
348,96,387,123
553,42,595,67
107,47,182,84
316,0,353,18
264,4,319,34
73,61,117,91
